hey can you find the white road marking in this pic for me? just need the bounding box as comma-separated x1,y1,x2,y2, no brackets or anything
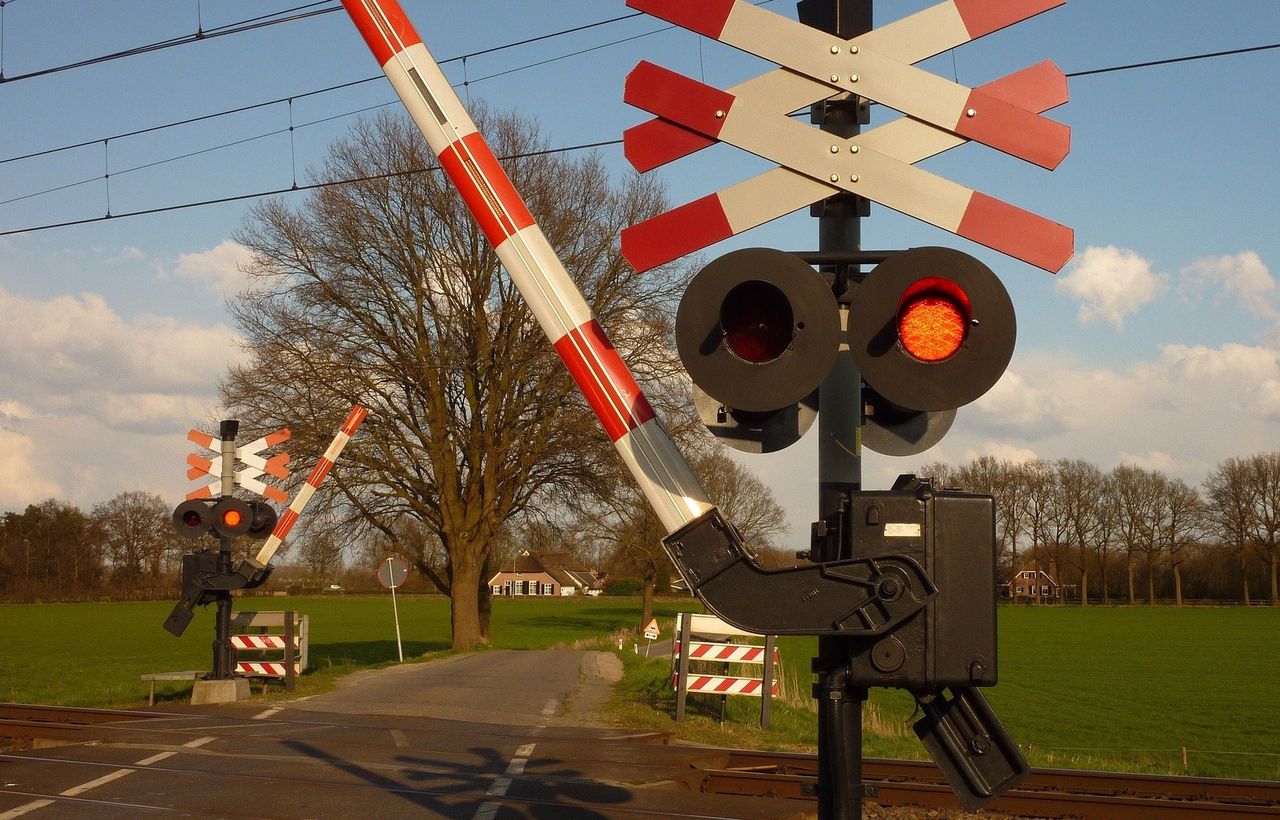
252,707,283,720
0,735,216,818
389,729,409,748
472,742,537,820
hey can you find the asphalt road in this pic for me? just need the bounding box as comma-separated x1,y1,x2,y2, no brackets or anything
289,650,622,728
0,650,809,819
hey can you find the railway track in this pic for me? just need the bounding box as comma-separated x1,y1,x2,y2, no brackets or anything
0,702,160,746
686,749,1280,817
4,704,1278,818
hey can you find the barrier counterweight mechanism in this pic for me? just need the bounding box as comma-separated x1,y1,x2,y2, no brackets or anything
338,0,1071,816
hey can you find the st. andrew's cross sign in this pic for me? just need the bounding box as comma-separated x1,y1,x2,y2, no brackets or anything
621,0,1073,274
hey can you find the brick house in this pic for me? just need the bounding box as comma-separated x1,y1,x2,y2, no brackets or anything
488,550,605,597
1002,564,1062,602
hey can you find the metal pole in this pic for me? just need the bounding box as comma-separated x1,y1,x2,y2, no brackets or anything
389,559,404,662
797,0,871,817
213,418,239,680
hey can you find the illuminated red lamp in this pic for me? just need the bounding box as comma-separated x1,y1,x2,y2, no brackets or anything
897,277,971,363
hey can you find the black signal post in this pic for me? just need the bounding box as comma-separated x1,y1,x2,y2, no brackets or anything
796,0,873,817
212,418,239,680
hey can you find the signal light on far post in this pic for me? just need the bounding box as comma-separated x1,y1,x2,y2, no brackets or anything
173,499,214,539
211,497,253,538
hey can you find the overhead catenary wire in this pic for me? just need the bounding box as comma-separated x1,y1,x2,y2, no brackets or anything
0,18,1276,238
0,138,625,238
0,1,341,86
0,10,657,167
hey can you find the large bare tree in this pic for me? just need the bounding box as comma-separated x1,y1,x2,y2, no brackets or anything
223,109,687,647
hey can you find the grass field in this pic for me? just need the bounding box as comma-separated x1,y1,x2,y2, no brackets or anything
1,596,1276,780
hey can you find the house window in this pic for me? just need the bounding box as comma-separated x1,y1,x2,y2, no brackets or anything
1016,586,1023,595
1040,585,1048,595
543,583,554,595
503,581,512,595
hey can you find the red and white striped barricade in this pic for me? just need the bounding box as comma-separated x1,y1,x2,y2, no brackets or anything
673,612,778,729
229,610,308,690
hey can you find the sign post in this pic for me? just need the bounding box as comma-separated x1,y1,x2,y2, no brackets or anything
642,617,660,656
378,556,410,662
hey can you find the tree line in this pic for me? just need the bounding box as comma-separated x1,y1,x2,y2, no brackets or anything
919,453,1280,606
0,492,180,602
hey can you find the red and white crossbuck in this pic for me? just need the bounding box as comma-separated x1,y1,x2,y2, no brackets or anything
621,0,1073,273
185,427,291,504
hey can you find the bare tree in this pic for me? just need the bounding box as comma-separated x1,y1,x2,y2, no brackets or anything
1053,459,1107,606
1245,453,1280,605
223,109,688,647
1112,464,1162,605
1018,460,1058,600
90,491,173,597
1203,456,1258,606
1157,477,1202,607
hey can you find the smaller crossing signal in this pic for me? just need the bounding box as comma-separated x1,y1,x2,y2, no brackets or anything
172,498,275,541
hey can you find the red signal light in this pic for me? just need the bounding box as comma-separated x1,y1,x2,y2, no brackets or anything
721,280,794,364
181,510,203,528
898,277,971,363
221,508,244,528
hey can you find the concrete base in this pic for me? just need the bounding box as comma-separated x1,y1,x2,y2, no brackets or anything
190,678,250,705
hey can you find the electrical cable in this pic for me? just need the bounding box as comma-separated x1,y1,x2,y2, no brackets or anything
0,10,654,166
0,2,341,86
1,11,1275,237
0,138,624,238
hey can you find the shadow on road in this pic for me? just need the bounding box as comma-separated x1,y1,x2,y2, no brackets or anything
283,738,631,818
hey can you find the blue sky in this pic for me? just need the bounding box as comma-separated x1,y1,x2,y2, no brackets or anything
1,0,1278,547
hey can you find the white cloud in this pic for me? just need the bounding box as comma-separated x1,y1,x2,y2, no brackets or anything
1117,450,1179,473
0,284,246,510
0,428,62,509
1181,251,1276,319
964,441,1040,464
926,342,1280,490
0,400,37,421
0,286,244,403
1056,245,1166,327
171,240,255,297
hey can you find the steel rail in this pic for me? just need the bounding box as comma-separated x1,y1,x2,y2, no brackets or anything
689,750,1280,815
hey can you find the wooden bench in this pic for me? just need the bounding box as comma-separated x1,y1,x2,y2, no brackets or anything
141,671,204,705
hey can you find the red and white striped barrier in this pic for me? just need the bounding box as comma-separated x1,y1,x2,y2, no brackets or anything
675,641,778,665
253,405,367,567
235,661,299,677
678,673,779,698
338,0,713,535
229,611,308,689
672,613,779,727
230,635,300,651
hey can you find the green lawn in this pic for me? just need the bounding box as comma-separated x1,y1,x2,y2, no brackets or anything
1,596,1276,780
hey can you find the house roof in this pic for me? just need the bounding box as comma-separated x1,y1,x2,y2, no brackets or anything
491,551,601,589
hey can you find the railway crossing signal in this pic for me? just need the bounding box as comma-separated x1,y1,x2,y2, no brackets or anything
336,0,1067,812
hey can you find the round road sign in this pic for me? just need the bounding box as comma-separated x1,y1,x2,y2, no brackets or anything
378,556,409,589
